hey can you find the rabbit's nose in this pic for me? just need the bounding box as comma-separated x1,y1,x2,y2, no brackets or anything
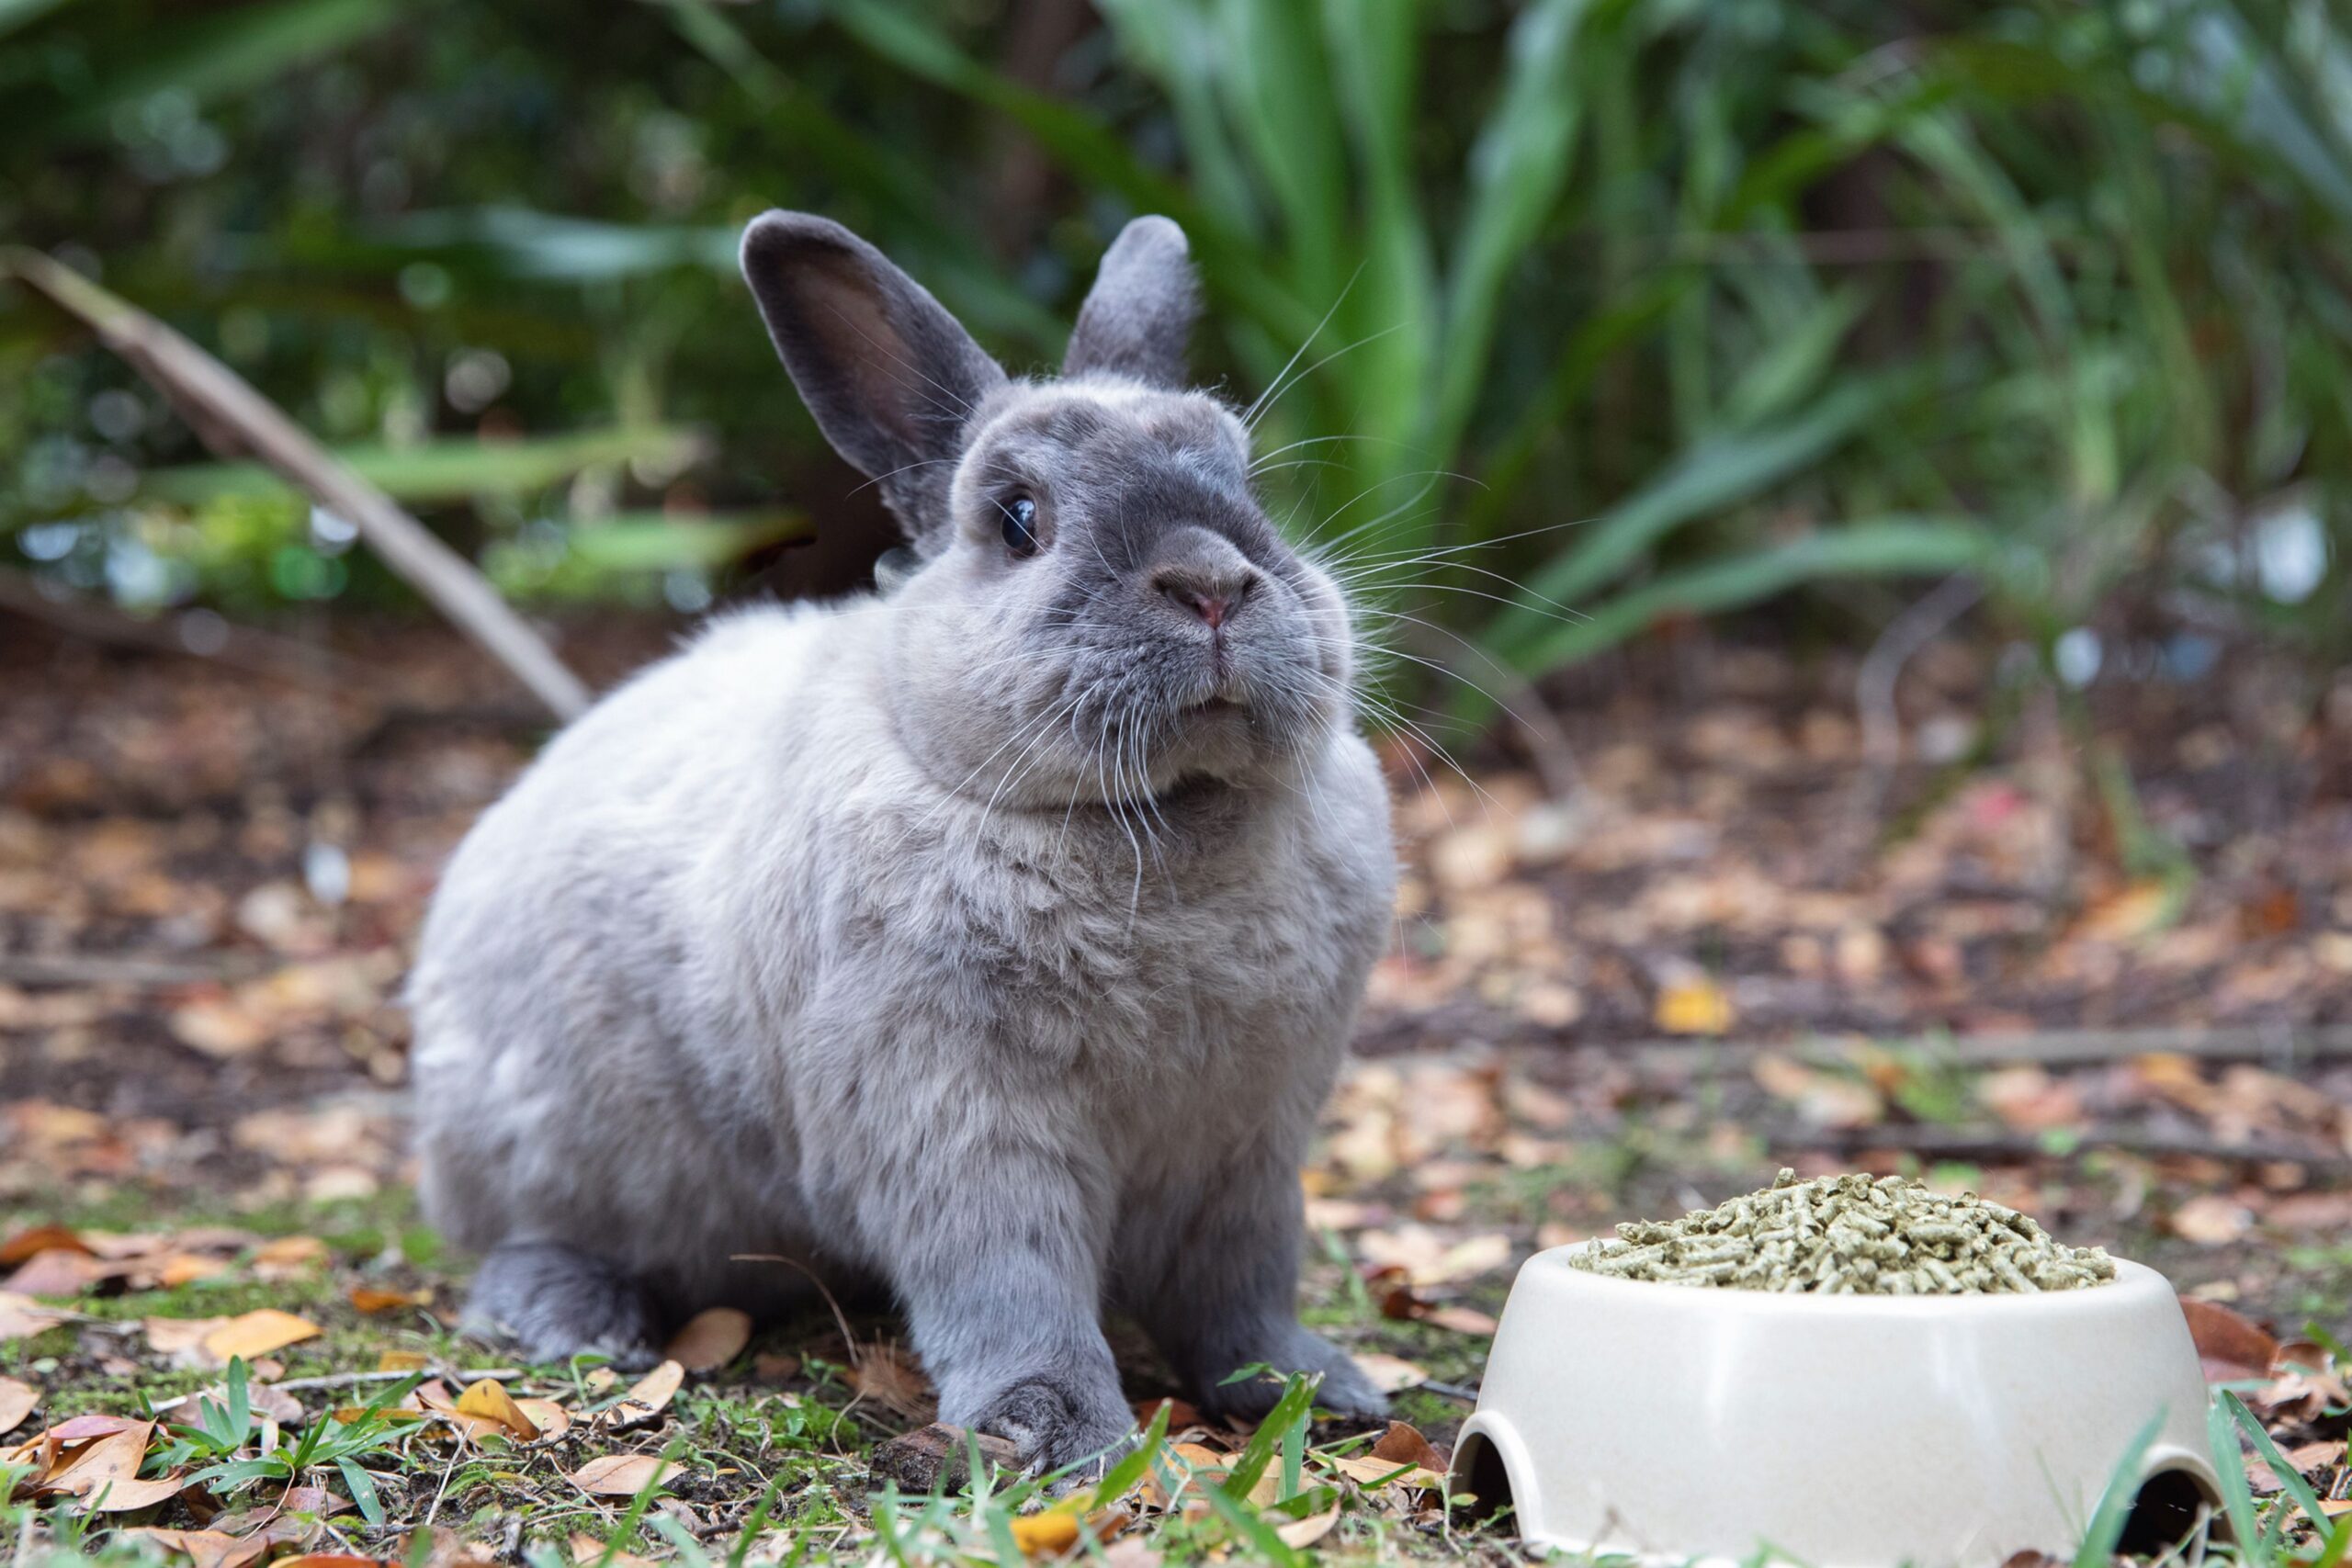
1153,566,1255,629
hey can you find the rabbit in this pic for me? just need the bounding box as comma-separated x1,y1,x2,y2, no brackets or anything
406,210,1397,1474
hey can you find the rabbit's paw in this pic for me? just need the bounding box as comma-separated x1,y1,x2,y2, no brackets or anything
968,1373,1136,1480
1197,1326,1389,1427
464,1241,662,1369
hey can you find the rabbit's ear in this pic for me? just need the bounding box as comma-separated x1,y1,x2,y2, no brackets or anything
1063,216,1197,389
741,211,1006,543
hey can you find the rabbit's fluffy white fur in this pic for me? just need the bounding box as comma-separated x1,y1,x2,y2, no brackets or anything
409,212,1396,1472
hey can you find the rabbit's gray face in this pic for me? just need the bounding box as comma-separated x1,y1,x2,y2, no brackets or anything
740,209,1356,808
886,383,1353,807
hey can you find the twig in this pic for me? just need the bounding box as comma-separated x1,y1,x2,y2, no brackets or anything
1780,1123,2352,1176
0,567,401,695
1,245,591,723
1838,571,1983,871
0,953,269,987
147,1365,525,1415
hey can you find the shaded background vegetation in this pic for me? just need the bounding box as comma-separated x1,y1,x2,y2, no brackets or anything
3,0,2347,707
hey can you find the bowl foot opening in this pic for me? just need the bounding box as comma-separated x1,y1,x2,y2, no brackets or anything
1451,1430,1516,1529
2120,1465,2223,1558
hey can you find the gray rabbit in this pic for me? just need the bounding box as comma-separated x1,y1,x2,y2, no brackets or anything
407,212,1396,1472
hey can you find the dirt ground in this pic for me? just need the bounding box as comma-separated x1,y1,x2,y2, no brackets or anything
2,608,2347,1563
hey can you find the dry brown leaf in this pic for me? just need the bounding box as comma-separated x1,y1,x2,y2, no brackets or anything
846,1345,934,1421
124,1528,274,1568
1654,977,1733,1035
2170,1194,2253,1247
200,1309,322,1363
0,1375,38,1435
251,1236,329,1278
144,1315,232,1359
37,1417,171,1508
665,1306,752,1371
47,1413,141,1441
606,1359,684,1426
1275,1505,1341,1548
1369,1421,1446,1474
1351,1352,1428,1395
1329,1452,1445,1490
453,1380,539,1441
2179,1297,2280,1378
349,1286,433,1314
1009,1511,1082,1556
513,1397,571,1443
1419,1304,1499,1336
752,1350,800,1382
0,1292,72,1341
377,1350,431,1372
0,1224,90,1266
567,1453,677,1496
570,1533,657,1568
4,1248,105,1297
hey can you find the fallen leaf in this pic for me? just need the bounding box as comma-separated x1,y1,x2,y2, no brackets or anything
4,1248,105,1296
664,1306,752,1372
0,1292,70,1340
846,1344,934,1421
1369,1421,1446,1474
124,1528,273,1568
752,1350,800,1382
2080,880,2170,942
512,1397,571,1443
1275,1505,1341,1548
38,1417,170,1508
1419,1305,1499,1336
1655,977,1733,1035
570,1533,657,1568
2169,1194,2252,1247
2178,1297,2280,1378
1010,1511,1081,1556
377,1350,431,1372
349,1286,433,1314
49,1413,142,1441
567,1454,677,1496
606,1359,684,1427
251,1236,329,1278
0,1225,90,1266
454,1380,539,1441
1351,1352,1428,1395
201,1309,322,1363
1131,1396,1204,1430
1329,1452,1445,1489
0,1376,39,1434
145,1315,232,1359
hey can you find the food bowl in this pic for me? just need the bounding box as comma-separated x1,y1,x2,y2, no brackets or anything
1449,1247,2221,1566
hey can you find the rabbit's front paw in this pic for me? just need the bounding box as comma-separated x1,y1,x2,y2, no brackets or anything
1196,1326,1389,1427
968,1373,1136,1479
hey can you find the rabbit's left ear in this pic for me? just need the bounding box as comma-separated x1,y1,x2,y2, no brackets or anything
1063,216,1197,389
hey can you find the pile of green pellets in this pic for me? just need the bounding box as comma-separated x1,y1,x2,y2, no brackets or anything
1568,1169,2118,1294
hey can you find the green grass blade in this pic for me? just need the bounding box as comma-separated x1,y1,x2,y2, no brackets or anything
1498,518,1989,681
1492,378,1891,654
1091,1396,1173,1510
2226,1389,2330,1533
17,0,404,141
2072,1411,2165,1568
1201,1484,1305,1568
2206,1392,2262,1551
142,426,708,506
1221,1373,1318,1501
1434,0,1603,457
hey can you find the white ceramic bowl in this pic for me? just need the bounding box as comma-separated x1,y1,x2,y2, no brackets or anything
1449,1247,2220,1566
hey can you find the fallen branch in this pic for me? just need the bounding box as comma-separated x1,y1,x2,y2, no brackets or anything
1780,1122,2352,1177
1,246,591,722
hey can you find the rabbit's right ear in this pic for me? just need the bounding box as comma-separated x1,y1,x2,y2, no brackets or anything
741,211,1006,547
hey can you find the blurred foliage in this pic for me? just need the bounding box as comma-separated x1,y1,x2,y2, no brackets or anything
0,0,2346,692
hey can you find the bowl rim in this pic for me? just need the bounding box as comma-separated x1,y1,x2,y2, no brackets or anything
1518,1242,2170,1317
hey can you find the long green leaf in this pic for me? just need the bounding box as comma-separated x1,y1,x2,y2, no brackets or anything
1435,0,1603,457
1490,378,1891,657
143,426,707,505
1501,518,1989,677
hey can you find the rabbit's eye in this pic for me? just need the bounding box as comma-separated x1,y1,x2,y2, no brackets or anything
1000,494,1040,558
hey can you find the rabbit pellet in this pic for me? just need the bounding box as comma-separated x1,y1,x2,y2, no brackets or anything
1567,1169,2117,1294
